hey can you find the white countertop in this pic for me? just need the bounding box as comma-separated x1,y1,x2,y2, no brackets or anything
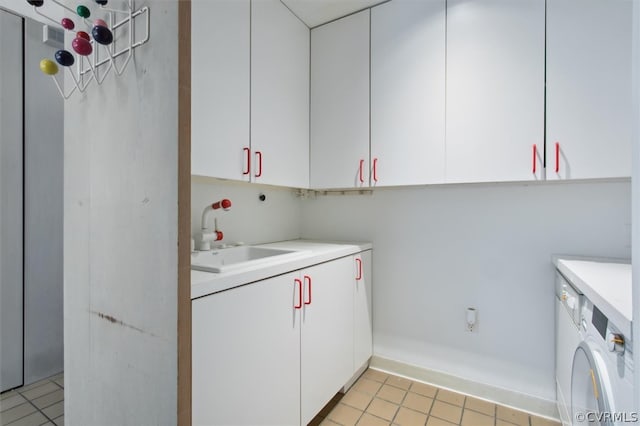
555,257,631,337
191,239,372,299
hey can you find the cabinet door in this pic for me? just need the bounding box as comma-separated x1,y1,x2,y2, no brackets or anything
445,0,545,183
191,0,250,181
310,10,370,189
371,0,445,186
546,0,632,180
192,273,301,426
251,0,310,188
354,251,373,370
301,258,354,424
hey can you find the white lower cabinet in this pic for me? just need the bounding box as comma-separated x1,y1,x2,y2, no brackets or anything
301,257,354,425
192,252,373,426
192,271,301,426
354,251,373,370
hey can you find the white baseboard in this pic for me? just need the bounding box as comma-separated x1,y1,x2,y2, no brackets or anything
370,355,560,421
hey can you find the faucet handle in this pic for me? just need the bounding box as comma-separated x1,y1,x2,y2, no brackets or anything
212,199,232,211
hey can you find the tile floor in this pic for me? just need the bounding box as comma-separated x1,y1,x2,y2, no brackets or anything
309,369,560,426
0,369,560,426
0,374,64,426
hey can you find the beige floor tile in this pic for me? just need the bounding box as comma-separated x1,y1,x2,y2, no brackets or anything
461,409,493,426
393,407,428,426
366,398,399,422
377,385,406,405
530,416,561,426
435,389,464,407
425,417,457,426
496,420,519,426
52,379,63,389
15,379,49,393
401,393,433,414
19,383,59,402
342,390,373,411
497,405,529,426
364,369,390,384
52,416,63,426
385,376,412,391
32,389,63,410
358,413,391,426
429,401,462,425
0,393,26,412
4,411,48,426
47,374,63,383
42,401,64,420
327,403,363,426
354,378,383,396
464,396,495,417
0,402,37,425
0,391,18,402
320,419,341,426
409,383,437,399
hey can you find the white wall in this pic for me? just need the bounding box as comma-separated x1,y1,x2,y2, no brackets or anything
64,1,179,424
23,17,64,385
191,176,302,246
0,1,64,27
632,0,640,411
300,180,631,403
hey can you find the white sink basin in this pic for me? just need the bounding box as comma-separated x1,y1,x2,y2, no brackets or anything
191,246,307,273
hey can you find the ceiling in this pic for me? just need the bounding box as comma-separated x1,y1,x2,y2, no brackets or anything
281,0,386,28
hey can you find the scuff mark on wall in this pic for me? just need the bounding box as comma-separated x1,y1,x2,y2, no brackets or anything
91,310,160,339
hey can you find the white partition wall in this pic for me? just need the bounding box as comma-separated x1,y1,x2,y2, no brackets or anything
0,9,24,392
63,2,180,424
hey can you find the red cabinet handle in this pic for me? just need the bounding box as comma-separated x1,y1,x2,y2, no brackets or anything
555,142,560,173
532,144,537,174
243,147,251,175
373,158,378,182
255,151,263,178
355,258,362,280
304,275,312,305
359,159,364,183
294,278,302,309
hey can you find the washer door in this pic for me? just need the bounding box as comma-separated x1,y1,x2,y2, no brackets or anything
571,342,613,425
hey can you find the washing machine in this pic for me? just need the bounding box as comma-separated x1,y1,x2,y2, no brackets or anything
555,271,584,426
571,298,634,425
555,259,634,426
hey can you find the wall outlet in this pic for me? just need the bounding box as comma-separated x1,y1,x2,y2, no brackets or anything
466,307,477,332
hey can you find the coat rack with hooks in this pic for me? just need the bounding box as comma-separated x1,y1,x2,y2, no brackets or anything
33,0,150,99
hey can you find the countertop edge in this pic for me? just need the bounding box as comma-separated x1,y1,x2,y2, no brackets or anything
554,257,632,338
191,240,372,300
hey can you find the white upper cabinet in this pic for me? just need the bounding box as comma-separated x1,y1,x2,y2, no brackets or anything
371,0,446,187
192,0,309,187
445,0,545,183
546,0,632,180
251,0,310,188
191,0,250,181
310,10,370,189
